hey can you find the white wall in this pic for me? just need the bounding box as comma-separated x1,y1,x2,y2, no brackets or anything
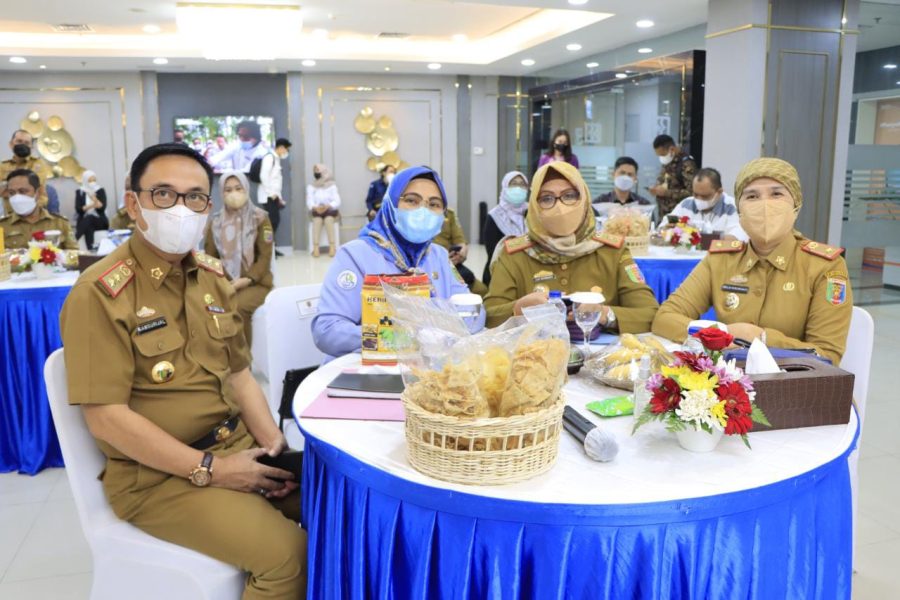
0,71,145,219
468,76,499,238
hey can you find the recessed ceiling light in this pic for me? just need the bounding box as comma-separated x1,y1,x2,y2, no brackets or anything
521,58,535,66
636,19,655,28
142,24,161,34
9,56,27,64
152,57,168,65
884,63,898,70
566,43,582,51
302,59,316,67
638,47,652,54
568,0,589,5
452,34,467,42
427,63,442,70
384,66,391,71
841,17,847,25
586,62,599,68
39,64,47,69
615,72,627,79
312,28,328,39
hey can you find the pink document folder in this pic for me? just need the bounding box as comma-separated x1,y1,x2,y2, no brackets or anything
299,391,406,422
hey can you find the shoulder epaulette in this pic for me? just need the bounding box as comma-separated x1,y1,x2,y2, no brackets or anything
96,260,135,298
709,240,745,253
593,232,623,249
193,251,225,276
800,240,842,261
503,235,533,254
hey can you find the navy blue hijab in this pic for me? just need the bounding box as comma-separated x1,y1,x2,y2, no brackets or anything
359,165,448,271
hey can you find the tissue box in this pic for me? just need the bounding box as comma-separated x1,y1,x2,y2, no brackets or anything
739,357,854,431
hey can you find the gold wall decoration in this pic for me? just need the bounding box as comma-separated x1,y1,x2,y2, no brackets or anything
355,106,409,172
18,111,87,180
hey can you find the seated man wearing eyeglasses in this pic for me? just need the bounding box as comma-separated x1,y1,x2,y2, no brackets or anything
313,165,485,361
484,162,659,331
59,143,307,600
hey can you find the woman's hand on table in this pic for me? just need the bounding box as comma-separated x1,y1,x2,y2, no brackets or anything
728,322,765,345
513,291,549,316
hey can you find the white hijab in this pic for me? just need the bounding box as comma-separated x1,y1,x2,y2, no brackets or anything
80,170,99,194
488,171,529,237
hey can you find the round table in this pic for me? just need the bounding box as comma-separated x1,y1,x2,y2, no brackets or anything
294,354,857,599
0,270,78,474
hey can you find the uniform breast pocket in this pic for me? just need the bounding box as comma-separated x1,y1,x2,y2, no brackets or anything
205,311,240,369
131,328,185,385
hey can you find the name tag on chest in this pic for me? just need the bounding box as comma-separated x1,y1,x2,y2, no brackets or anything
721,284,749,294
135,317,167,335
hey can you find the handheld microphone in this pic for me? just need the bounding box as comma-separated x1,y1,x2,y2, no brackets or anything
563,406,619,462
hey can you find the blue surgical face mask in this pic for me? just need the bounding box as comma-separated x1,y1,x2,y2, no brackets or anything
240,140,254,151
505,187,528,205
395,207,445,244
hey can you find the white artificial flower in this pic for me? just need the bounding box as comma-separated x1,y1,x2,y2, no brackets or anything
675,389,723,431
717,357,743,383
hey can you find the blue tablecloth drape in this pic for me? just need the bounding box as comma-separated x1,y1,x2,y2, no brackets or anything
0,286,68,474
300,422,856,600
635,256,715,321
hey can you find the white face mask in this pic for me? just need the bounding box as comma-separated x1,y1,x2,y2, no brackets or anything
10,193,37,216
614,175,635,192
88,182,101,193
136,202,208,255
385,172,395,183
693,196,719,211
659,152,674,166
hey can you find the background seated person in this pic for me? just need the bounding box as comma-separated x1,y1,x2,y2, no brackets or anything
431,205,488,296
484,161,659,332
306,163,341,257
482,171,529,286
660,167,747,241
75,170,110,250
313,165,484,362
592,156,652,208
365,164,395,221
651,157,852,364
1,168,77,249
203,170,274,346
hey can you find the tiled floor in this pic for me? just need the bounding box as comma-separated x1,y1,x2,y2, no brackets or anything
1,249,898,599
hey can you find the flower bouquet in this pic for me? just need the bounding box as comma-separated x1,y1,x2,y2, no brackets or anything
27,232,62,278
633,327,770,451
662,216,702,251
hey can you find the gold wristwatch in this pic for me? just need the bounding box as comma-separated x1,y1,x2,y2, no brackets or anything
189,452,214,487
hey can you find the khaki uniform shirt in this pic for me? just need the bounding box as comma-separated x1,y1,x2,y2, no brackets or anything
109,207,135,231
655,150,698,217
60,236,250,504
433,208,466,250
0,208,77,249
484,232,659,331
203,217,275,289
1,156,53,211
651,236,852,364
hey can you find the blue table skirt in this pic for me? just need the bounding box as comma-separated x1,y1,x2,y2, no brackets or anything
635,256,715,321
0,286,67,474
300,422,856,600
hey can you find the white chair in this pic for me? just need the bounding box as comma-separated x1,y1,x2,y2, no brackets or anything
307,218,341,253
840,306,875,568
251,284,325,448
43,350,245,600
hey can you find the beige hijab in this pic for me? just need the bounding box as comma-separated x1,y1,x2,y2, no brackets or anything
311,163,336,189
525,161,600,264
211,170,267,280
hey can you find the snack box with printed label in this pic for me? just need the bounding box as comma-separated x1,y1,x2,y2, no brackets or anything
360,273,431,366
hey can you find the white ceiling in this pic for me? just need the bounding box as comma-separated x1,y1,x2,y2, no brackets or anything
857,1,900,52
0,0,707,75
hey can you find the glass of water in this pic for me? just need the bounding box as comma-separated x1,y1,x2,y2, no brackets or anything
450,293,483,334
570,291,606,357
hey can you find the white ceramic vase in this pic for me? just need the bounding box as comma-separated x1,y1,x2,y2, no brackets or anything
675,426,724,452
32,262,53,280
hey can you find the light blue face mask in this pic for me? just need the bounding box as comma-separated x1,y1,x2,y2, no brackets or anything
240,140,254,151
505,187,528,205
395,207,445,244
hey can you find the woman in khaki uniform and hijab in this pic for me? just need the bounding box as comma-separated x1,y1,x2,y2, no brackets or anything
484,161,658,332
652,157,852,364
203,170,274,345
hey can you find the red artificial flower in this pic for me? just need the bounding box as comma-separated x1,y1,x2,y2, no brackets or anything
693,327,735,352
679,216,690,224
40,248,56,265
671,233,681,245
717,381,754,435
690,231,702,246
32,231,45,241
674,351,707,372
650,377,682,413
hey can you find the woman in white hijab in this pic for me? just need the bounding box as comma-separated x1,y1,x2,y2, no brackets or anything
481,170,529,285
203,170,274,345
74,170,109,249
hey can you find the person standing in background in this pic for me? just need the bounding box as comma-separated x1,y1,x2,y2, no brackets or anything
482,171,530,286
74,170,110,250
365,165,395,221
258,137,291,256
307,163,341,258
209,120,269,173
648,134,697,218
1,129,53,214
537,129,580,171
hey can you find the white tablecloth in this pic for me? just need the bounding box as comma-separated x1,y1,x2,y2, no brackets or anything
0,270,79,291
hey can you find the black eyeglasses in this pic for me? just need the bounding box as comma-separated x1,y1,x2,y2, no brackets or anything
537,189,580,209
134,187,211,213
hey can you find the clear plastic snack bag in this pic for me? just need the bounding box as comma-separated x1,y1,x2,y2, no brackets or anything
584,333,674,390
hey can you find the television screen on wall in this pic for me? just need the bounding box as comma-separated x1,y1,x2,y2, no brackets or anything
172,115,276,171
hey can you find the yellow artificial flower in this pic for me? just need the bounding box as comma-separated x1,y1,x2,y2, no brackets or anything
661,365,692,380
29,246,41,262
711,399,728,427
677,370,719,392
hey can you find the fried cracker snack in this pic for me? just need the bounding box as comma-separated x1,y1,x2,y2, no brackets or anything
585,333,674,390
498,338,569,416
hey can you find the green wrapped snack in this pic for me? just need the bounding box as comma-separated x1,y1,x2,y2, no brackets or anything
586,396,634,418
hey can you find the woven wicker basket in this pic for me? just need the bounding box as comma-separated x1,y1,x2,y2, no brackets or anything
401,393,565,485
624,235,650,256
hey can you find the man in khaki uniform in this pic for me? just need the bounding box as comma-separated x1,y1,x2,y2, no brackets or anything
432,206,487,296
1,129,53,213
60,143,306,600
485,161,659,331
1,169,77,249
652,157,852,364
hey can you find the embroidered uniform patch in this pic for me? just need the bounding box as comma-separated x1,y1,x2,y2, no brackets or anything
337,270,358,290
263,228,274,244
135,317,167,335
624,263,645,284
826,277,847,305
533,270,555,283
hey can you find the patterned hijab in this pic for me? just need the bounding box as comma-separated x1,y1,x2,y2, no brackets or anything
525,162,600,264
211,170,267,280
734,157,803,209
359,165,448,271
489,171,529,237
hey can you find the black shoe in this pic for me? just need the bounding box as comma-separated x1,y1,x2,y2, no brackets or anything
275,250,284,257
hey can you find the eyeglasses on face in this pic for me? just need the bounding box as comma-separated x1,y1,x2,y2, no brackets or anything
133,187,211,212
398,193,444,212
537,189,580,209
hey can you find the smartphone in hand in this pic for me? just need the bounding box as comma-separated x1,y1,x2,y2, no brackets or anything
257,449,304,482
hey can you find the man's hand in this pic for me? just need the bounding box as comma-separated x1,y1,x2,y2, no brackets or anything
232,277,252,291
728,322,765,345
513,291,549,316
211,447,295,497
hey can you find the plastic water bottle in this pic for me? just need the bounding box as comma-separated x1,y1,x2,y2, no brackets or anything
547,290,567,318
632,355,652,424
